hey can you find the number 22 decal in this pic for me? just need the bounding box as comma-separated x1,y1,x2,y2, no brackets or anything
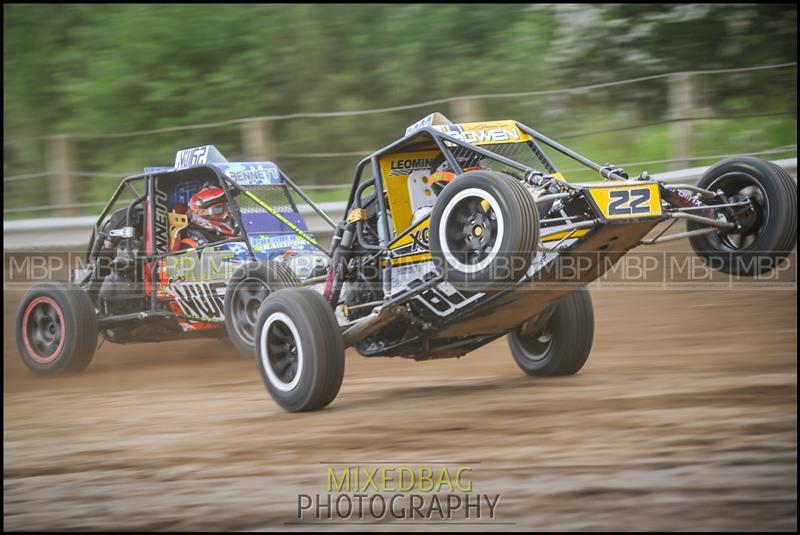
608,188,651,216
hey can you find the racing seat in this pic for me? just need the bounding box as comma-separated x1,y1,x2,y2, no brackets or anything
168,211,189,251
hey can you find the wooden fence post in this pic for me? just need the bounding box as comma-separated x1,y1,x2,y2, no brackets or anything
668,73,696,169
46,135,76,216
241,119,273,161
450,98,483,123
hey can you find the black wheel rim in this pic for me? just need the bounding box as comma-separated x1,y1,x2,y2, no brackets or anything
708,171,768,251
443,195,499,267
518,329,553,362
266,319,299,385
24,298,64,363
231,279,270,345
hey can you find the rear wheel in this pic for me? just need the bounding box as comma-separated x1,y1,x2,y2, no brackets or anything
688,157,797,275
508,288,594,376
429,170,539,291
16,282,98,375
255,288,345,412
224,261,299,357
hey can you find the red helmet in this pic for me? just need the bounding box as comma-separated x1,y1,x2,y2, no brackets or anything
188,186,235,237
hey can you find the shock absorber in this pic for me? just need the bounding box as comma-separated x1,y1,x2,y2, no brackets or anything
323,209,366,304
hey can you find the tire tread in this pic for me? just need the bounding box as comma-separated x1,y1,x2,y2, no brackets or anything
508,288,594,377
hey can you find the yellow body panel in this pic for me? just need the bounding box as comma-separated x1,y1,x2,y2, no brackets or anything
389,217,431,251
380,150,440,234
541,228,591,242
588,183,662,220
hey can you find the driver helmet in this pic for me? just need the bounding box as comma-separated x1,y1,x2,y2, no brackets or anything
188,185,235,238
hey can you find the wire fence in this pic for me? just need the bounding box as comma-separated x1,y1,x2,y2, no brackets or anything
4,61,795,145
4,147,796,216
5,145,798,187
4,62,797,218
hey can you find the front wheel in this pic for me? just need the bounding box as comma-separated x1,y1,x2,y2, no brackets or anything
688,157,797,276
508,287,594,377
15,282,98,375
255,288,345,412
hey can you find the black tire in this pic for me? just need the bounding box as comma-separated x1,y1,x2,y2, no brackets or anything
15,282,98,375
687,156,797,276
255,288,345,412
429,170,539,290
224,261,299,357
508,287,594,377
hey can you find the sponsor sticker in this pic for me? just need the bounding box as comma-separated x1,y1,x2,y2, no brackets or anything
388,157,434,176
250,233,313,253
173,145,228,169
219,162,282,185
588,183,662,220
433,121,531,145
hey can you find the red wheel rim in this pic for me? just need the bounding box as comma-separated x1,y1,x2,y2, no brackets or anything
22,296,66,364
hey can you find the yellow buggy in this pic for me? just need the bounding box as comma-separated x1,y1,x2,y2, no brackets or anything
250,112,796,411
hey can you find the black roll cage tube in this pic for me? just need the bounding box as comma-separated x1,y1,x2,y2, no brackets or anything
343,121,655,240
89,163,337,321
86,122,729,320
337,121,720,305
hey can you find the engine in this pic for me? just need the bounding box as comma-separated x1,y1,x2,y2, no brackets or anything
90,206,147,316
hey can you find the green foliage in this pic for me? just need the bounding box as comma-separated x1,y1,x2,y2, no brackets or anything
3,4,797,217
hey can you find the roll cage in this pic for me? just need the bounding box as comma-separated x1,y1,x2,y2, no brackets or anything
82,163,337,330
79,120,742,343
340,120,737,302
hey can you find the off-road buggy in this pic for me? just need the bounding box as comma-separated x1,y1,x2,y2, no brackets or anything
16,145,336,372
249,113,795,411
16,113,796,413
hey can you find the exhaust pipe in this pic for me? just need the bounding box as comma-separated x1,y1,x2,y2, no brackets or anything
341,305,402,347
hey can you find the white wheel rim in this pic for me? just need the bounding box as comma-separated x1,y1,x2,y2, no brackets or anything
260,311,304,392
438,187,505,273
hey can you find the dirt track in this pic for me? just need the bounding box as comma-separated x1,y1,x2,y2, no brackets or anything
3,239,797,531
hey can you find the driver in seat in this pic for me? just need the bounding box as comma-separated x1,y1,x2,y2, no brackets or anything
171,185,237,250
